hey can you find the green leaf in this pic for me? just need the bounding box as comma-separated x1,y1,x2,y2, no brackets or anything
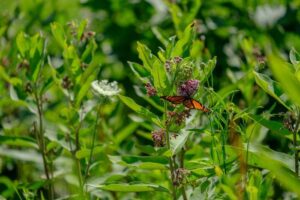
51,22,66,48
136,42,158,72
151,59,168,94
77,19,88,41
108,155,167,170
289,48,300,70
133,86,164,112
29,34,45,82
171,23,195,57
229,144,300,196
81,38,97,63
170,130,190,156
0,147,42,163
16,32,30,58
75,146,103,159
75,75,95,108
248,114,292,137
128,61,150,83
114,123,139,145
200,57,217,82
119,95,162,127
80,56,101,86
152,26,168,47
268,54,300,107
108,155,168,165
253,71,290,110
0,135,38,149
0,66,22,86
92,183,169,193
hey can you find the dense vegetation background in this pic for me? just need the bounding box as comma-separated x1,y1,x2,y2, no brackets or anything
1,0,300,199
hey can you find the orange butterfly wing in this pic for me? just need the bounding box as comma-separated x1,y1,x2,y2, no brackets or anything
183,98,210,113
161,96,186,104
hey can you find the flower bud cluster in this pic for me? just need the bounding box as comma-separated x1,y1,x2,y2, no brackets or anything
178,79,199,97
145,82,157,96
151,129,165,147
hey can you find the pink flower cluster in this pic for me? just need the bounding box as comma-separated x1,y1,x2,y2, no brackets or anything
151,129,165,147
145,83,157,96
178,79,199,97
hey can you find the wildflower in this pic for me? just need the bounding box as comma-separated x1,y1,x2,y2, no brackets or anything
164,60,172,72
173,56,183,64
167,110,191,126
80,62,88,70
173,168,190,186
151,129,165,147
25,82,32,94
1,57,9,67
253,47,266,65
91,80,121,97
18,59,30,70
283,112,296,132
62,76,72,89
175,62,193,86
81,31,96,41
145,83,157,96
178,79,199,97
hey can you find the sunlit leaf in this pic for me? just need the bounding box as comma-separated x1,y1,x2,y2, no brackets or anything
114,123,139,145
170,130,190,156
119,95,162,127
253,71,290,110
137,42,159,72
0,135,38,149
51,22,66,48
92,183,169,192
268,54,300,107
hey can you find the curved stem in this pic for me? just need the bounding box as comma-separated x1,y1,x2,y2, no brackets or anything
33,91,54,199
180,148,188,200
293,110,300,176
65,89,85,199
164,102,177,200
84,104,101,182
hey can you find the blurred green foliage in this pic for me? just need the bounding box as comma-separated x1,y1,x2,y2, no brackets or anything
1,0,300,199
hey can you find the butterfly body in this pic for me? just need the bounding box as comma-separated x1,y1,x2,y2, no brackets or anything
161,96,210,113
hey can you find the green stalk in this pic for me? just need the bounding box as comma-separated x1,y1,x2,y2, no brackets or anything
73,119,85,199
293,111,300,176
66,89,85,199
180,148,188,200
33,90,54,199
221,129,227,174
164,102,177,200
84,104,101,182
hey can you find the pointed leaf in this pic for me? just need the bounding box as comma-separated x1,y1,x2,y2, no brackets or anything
170,130,190,156
253,71,290,110
93,183,169,193
268,54,300,107
119,95,162,127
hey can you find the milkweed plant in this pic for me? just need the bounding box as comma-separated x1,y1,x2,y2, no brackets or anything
2,7,300,200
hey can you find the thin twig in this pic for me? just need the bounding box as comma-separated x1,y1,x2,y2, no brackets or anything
164,102,177,200
180,148,188,200
84,104,101,181
293,111,300,176
34,91,54,199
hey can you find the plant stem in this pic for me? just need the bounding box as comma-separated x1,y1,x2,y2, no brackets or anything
221,129,227,174
33,91,54,199
164,102,177,200
293,111,300,176
65,89,85,198
180,148,188,200
73,119,85,199
84,104,101,182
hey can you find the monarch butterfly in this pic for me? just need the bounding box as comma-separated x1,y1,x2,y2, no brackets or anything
161,96,210,113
